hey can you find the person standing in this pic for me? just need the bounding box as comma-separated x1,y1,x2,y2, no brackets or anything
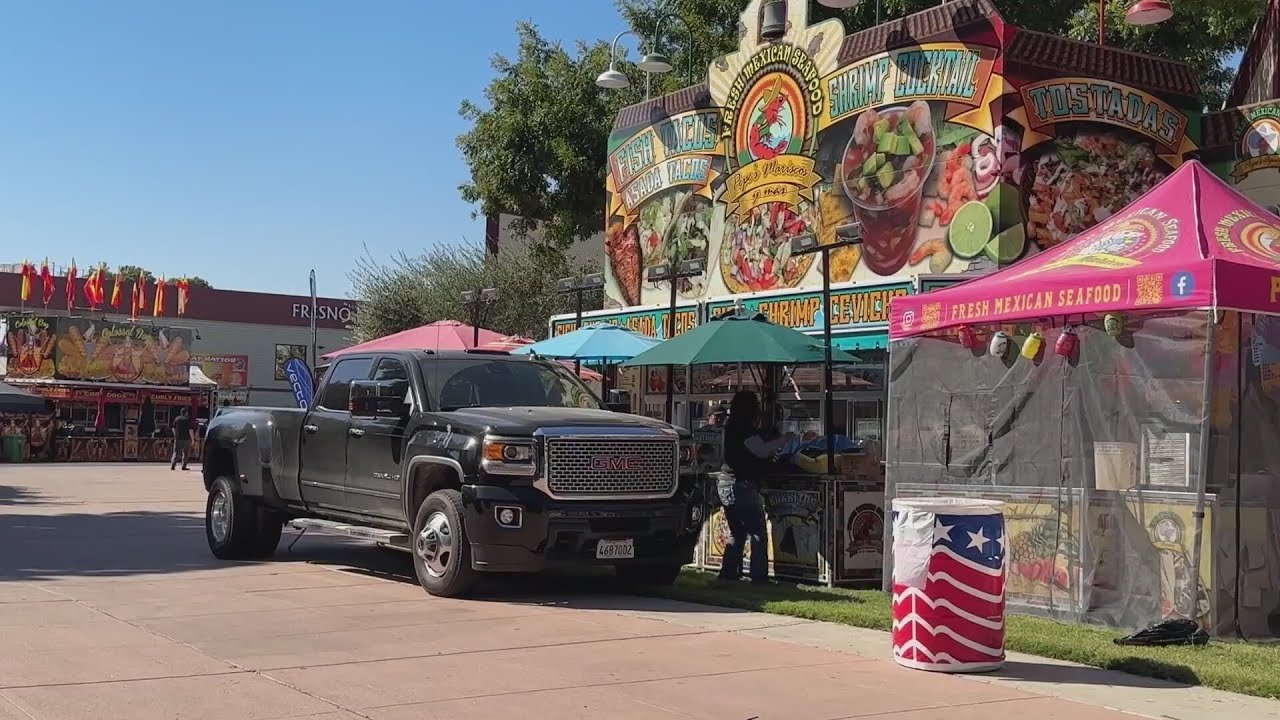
717,390,793,584
170,408,194,471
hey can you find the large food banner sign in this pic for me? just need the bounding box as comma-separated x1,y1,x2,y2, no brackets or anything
55,319,193,386
601,0,1203,311
4,315,56,380
602,0,1011,309
1003,71,1197,253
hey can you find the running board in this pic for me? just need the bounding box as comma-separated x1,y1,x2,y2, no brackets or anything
288,518,410,548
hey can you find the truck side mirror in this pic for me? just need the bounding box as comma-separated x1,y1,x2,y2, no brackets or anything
606,389,631,413
349,380,410,418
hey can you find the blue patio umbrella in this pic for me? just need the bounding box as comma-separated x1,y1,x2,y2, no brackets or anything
513,323,660,362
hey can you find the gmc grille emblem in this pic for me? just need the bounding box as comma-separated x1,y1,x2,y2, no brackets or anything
589,455,643,472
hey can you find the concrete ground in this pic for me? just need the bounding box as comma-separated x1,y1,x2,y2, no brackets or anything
0,465,1276,720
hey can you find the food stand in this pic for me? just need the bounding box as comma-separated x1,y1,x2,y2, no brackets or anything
886,161,1280,640
623,310,881,585
3,314,208,462
558,0,1211,586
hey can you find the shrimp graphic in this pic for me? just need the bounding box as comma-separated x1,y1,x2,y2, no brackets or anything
747,77,790,160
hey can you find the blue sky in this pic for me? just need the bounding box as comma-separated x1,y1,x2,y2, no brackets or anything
0,3,1248,298
0,1,628,297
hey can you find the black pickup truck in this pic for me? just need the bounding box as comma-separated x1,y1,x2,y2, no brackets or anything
200,349,703,597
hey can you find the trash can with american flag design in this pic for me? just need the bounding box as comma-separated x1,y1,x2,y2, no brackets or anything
891,498,1006,673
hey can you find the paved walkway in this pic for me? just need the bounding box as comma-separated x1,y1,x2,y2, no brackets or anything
0,464,1275,720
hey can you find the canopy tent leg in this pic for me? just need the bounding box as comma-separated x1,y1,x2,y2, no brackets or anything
1188,309,1215,623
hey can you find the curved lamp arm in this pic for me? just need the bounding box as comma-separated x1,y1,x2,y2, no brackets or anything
607,29,642,68
654,12,697,83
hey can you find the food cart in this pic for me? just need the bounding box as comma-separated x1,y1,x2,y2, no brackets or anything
623,310,884,585
887,161,1280,640
3,313,207,462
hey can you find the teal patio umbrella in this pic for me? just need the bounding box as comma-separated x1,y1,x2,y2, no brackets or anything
623,312,859,367
513,323,660,362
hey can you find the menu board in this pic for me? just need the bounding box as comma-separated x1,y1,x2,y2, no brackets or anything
1141,425,1194,488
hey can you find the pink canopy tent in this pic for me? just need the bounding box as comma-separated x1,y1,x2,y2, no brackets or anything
476,335,604,382
322,320,504,360
890,160,1280,338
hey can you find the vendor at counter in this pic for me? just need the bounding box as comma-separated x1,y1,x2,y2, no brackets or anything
718,390,795,584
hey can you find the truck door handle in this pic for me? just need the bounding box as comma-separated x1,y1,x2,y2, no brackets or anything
303,424,319,434
348,428,366,438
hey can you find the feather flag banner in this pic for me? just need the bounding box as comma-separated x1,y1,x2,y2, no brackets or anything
40,259,53,306
83,265,101,309
65,259,78,310
131,275,145,321
153,275,166,317
175,278,190,316
19,260,33,302
110,271,122,310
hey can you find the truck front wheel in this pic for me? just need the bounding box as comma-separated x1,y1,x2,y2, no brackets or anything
206,476,260,560
411,489,476,598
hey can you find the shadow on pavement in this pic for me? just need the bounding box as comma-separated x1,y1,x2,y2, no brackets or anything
0,506,1201,693
994,658,1197,689
0,483,42,506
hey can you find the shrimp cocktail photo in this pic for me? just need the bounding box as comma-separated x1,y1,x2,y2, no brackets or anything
840,100,936,276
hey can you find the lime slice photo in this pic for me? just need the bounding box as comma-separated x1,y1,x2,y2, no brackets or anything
983,224,1029,265
948,200,994,259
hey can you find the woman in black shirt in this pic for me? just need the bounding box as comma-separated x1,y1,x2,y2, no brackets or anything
717,390,792,583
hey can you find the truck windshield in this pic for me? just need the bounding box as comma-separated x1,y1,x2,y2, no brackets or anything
431,358,602,411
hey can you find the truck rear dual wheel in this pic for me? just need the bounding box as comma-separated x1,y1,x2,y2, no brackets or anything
411,489,476,598
206,476,283,561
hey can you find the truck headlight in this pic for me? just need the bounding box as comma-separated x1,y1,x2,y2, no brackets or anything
679,442,696,468
482,438,537,476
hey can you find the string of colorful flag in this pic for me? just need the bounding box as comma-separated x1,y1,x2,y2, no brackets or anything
16,259,191,318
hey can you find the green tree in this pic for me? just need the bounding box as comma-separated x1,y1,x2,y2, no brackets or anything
113,266,213,288
349,243,601,343
456,22,646,252
116,264,153,282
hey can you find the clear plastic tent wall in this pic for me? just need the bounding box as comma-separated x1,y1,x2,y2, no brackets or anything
886,310,1280,639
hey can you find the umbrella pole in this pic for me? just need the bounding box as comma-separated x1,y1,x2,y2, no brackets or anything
665,276,677,424
822,257,835,476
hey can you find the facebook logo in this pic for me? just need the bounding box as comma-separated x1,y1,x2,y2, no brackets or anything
1171,272,1194,297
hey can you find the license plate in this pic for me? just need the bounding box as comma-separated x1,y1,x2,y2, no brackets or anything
595,538,635,559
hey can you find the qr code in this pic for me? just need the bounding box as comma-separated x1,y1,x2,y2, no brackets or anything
921,302,941,329
1136,273,1163,305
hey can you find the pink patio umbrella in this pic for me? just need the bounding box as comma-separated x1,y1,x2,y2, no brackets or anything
322,320,504,361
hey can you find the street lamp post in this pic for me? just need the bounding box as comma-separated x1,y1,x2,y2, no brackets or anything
1098,0,1174,44
459,288,499,347
597,14,697,93
645,258,706,425
791,228,860,476
556,273,606,374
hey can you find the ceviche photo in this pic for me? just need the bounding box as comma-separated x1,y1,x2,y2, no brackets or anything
720,202,816,293
839,100,936,276
1025,132,1166,249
